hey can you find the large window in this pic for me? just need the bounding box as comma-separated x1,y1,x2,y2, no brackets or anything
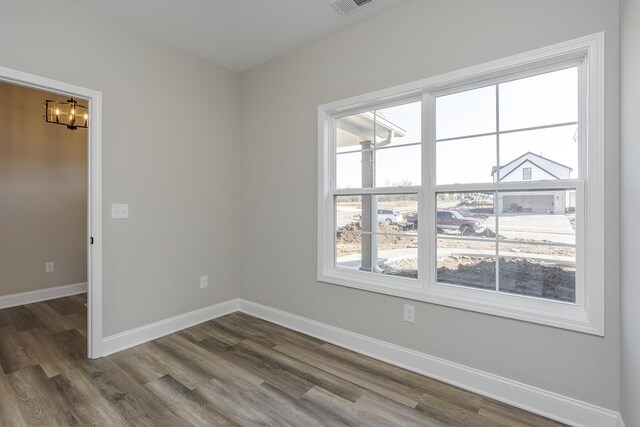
318,34,604,334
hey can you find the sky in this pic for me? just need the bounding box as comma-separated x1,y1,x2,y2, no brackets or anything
335,66,579,189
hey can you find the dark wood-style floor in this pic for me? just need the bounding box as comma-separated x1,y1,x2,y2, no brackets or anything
0,295,565,426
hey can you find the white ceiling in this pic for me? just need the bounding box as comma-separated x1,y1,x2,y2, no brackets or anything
68,0,410,73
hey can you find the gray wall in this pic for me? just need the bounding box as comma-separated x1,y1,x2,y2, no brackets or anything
0,0,240,336
240,0,620,409
0,82,87,296
620,0,640,424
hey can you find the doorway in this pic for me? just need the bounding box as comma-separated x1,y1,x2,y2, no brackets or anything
0,65,102,358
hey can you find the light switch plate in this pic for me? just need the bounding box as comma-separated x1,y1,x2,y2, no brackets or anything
200,275,209,289
45,261,55,273
111,203,129,219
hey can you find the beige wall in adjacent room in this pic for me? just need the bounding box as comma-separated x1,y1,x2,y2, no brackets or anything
0,0,241,336
0,82,87,296
239,0,620,410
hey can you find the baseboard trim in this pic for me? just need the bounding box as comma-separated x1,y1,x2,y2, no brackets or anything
238,299,620,427
618,414,627,427
100,298,240,356
96,297,620,426
0,282,87,309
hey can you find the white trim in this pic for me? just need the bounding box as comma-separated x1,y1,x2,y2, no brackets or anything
332,186,421,196
430,179,579,193
238,299,620,427
0,65,103,357
618,415,627,427
317,33,605,335
91,297,622,425
0,283,87,309
87,90,103,359
100,299,240,357
581,30,606,336
316,271,601,335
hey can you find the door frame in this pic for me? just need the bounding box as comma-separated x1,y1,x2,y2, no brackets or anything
0,65,103,358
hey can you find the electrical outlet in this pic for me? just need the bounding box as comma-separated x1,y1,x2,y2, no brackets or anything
403,304,415,323
111,203,129,219
45,262,55,273
200,275,208,289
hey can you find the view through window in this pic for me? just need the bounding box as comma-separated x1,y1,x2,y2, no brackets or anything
434,67,578,303
334,101,421,279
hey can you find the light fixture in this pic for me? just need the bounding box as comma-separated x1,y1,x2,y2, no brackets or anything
44,97,88,130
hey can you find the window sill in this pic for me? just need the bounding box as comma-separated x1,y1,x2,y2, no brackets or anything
318,267,603,336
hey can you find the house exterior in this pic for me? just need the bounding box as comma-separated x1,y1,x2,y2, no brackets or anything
491,152,574,214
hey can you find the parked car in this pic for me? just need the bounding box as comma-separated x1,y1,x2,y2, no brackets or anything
437,210,481,235
378,209,403,225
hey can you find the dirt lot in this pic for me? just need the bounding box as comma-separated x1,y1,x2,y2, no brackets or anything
337,218,576,302
436,237,575,257
437,257,575,302
383,256,575,302
336,222,417,257
337,222,574,258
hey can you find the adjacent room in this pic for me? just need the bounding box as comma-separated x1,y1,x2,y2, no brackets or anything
0,0,638,426
0,81,89,372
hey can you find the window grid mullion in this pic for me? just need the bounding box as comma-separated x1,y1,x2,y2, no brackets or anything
427,92,437,289
495,85,501,292
371,110,377,273
433,180,581,193
332,187,421,197
434,120,579,144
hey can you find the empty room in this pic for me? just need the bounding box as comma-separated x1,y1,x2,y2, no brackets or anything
0,0,638,426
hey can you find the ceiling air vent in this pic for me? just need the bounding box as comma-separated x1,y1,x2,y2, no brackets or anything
330,0,374,16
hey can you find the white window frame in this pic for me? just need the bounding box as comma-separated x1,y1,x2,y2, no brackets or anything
318,33,604,335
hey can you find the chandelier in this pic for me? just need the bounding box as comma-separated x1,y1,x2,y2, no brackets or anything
44,98,88,130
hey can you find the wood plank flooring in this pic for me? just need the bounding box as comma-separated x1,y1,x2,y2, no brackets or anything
0,295,566,426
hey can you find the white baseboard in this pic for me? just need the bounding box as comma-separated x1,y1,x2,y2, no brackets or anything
238,299,620,427
0,282,87,309
618,414,627,427
97,296,621,426
100,298,240,356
